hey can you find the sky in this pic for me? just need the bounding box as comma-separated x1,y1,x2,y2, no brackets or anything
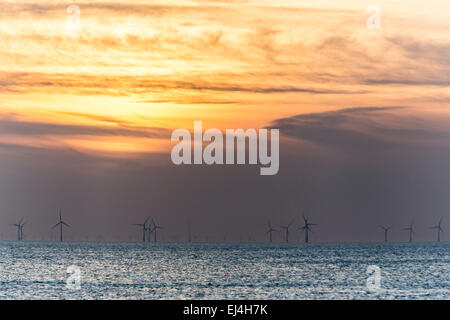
0,0,449,242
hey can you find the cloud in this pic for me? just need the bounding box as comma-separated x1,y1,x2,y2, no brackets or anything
0,117,171,139
270,107,450,150
0,71,363,96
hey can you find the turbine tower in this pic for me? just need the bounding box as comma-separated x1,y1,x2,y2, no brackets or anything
431,217,444,242
151,219,163,242
279,220,294,243
402,223,414,243
297,215,317,243
10,217,25,241
266,221,278,243
379,225,391,243
51,209,71,242
147,219,153,242
19,221,26,241
134,216,150,242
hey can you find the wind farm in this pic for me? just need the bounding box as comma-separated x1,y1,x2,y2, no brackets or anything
2,212,449,244
0,0,449,302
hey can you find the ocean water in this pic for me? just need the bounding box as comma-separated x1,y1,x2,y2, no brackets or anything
0,241,448,300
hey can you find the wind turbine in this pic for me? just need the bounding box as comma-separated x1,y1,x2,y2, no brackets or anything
266,221,278,243
10,217,25,241
402,223,414,243
151,219,163,242
431,217,444,242
379,225,391,243
51,209,71,242
134,216,150,242
297,215,317,243
19,221,27,241
279,220,294,243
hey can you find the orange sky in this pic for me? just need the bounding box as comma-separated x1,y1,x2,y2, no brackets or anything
1,0,449,155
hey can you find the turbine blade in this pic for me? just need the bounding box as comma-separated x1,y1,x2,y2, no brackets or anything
51,222,60,229
62,221,71,228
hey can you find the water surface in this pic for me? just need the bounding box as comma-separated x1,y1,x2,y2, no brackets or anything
0,242,448,299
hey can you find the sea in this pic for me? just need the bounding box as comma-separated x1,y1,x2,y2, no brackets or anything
0,241,448,299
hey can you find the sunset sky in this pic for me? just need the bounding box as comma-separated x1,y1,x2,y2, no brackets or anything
1,0,449,242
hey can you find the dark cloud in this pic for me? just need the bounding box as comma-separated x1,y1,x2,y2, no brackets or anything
270,107,450,150
0,117,170,139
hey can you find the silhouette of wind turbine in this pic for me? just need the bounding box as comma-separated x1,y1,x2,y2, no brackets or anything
431,217,444,242
151,219,163,242
279,220,294,243
134,216,150,242
51,209,71,242
10,217,25,241
20,221,27,241
297,215,317,243
379,225,391,243
402,223,414,243
147,219,153,242
266,221,278,243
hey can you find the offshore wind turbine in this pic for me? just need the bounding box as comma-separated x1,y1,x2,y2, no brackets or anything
266,221,278,243
297,215,317,243
134,216,150,242
402,223,415,243
279,220,294,243
151,219,163,242
10,217,25,241
51,209,71,242
431,217,444,242
379,225,391,243
19,221,26,241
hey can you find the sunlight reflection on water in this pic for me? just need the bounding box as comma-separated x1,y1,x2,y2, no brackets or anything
0,242,448,299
